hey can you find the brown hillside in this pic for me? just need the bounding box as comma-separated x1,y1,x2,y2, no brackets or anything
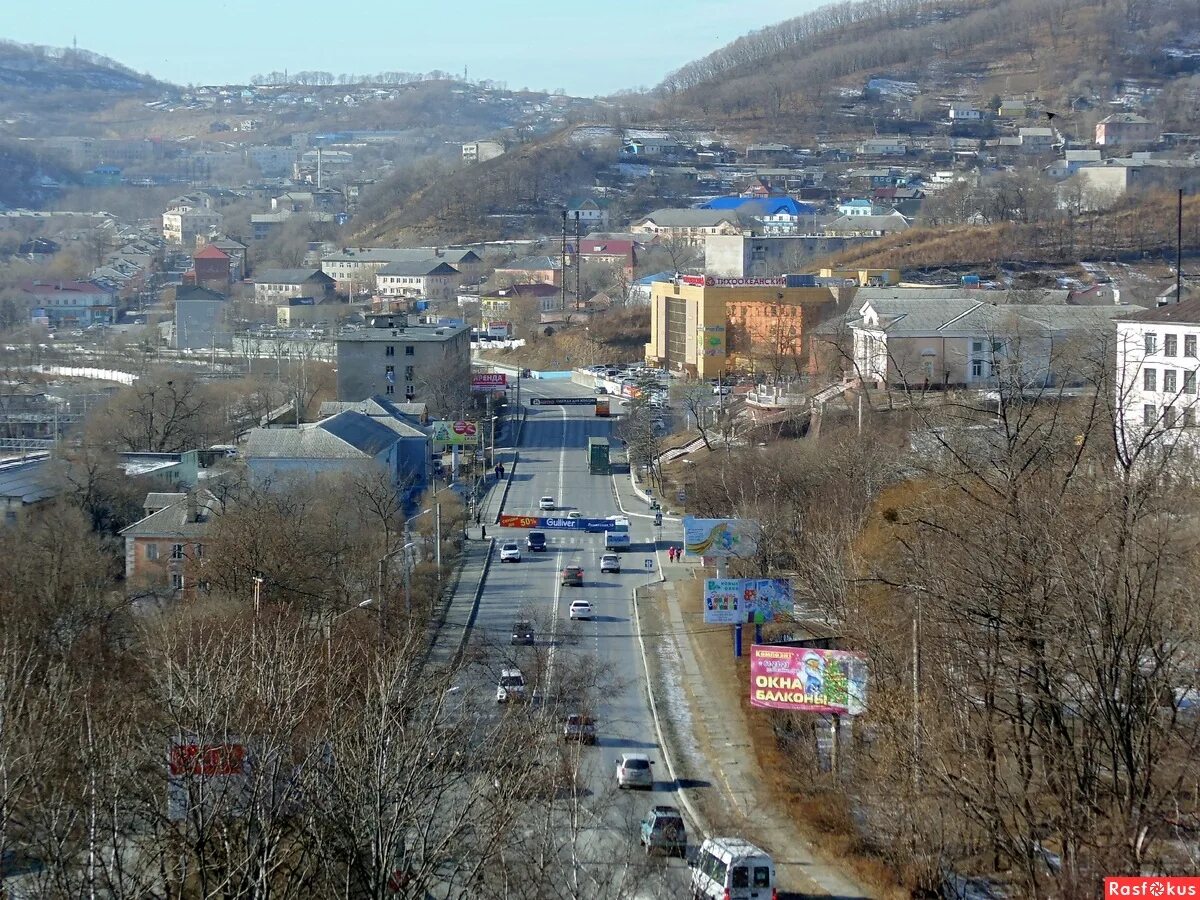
818,192,1200,271
657,0,1200,136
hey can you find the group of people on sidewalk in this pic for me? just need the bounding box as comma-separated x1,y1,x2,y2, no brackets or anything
666,545,686,563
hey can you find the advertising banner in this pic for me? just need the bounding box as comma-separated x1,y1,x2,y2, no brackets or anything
498,514,613,530
703,578,794,624
749,646,868,715
472,373,508,392
431,420,479,445
682,517,759,558
167,737,251,821
529,397,597,406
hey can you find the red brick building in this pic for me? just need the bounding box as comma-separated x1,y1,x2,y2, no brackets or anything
188,244,233,294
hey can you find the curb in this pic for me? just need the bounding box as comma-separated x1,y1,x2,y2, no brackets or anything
451,537,495,669
632,583,708,839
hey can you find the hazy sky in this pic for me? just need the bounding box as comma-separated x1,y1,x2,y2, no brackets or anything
1,0,819,96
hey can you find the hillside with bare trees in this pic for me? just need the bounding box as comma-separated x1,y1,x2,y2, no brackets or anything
656,0,1200,133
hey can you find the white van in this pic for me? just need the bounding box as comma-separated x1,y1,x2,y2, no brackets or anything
690,837,776,900
496,668,526,703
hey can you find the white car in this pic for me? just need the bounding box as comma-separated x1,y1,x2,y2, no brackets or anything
499,541,521,563
616,753,654,790
566,511,582,521
539,496,556,510
569,600,593,620
600,553,621,574
496,668,526,703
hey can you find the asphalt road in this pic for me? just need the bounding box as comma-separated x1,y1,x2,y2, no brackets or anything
458,379,692,897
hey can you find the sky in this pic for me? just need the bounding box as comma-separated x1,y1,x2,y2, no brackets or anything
0,0,820,96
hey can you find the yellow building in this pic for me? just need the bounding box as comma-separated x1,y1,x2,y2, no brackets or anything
645,276,836,379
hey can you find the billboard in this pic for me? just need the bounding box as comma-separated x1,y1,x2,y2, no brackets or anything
167,737,251,821
472,373,508,392
750,646,868,715
431,420,479,445
703,578,794,624
682,517,759,558
498,514,613,530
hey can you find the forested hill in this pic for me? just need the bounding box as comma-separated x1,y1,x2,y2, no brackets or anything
0,40,162,92
656,0,1200,128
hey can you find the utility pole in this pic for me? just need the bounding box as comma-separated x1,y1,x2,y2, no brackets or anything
1177,187,1184,305
574,211,582,311
560,210,568,312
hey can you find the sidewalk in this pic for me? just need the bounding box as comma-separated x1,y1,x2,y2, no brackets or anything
636,569,874,899
424,538,493,671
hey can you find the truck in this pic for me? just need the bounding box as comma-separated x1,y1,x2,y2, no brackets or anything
604,530,631,552
587,437,610,475
604,516,630,552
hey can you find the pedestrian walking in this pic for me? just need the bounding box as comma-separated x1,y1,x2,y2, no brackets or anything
481,524,486,539
669,546,677,563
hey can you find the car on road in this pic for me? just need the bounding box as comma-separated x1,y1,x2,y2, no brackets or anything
690,837,776,900
566,511,582,521
526,531,547,552
595,385,608,394
561,714,597,744
500,541,522,562
538,496,556,510
712,385,733,396
561,565,584,586
639,805,687,857
496,668,526,703
616,753,654,790
510,620,534,645
569,600,592,620
600,553,621,573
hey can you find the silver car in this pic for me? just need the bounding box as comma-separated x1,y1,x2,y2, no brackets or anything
616,753,654,790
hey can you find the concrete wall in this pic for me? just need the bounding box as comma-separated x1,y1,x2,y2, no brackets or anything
336,329,470,402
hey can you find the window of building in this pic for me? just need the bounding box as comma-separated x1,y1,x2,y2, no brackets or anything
171,573,183,591
1164,334,1178,356
146,543,159,561
1144,333,1157,354
385,384,395,395
4,510,16,525
971,359,986,378
1144,368,1157,391
1143,404,1157,426
195,543,204,558
1165,369,1178,393
405,345,415,356
1185,408,1196,428
1186,335,1197,357
386,345,395,357
405,365,414,381
171,544,184,560
1186,371,1197,395
1166,406,1178,427
405,384,416,398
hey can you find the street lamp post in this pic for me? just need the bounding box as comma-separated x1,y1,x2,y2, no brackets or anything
377,542,418,643
326,598,376,662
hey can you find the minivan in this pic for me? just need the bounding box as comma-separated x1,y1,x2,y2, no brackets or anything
496,668,526,703
690,837,776,900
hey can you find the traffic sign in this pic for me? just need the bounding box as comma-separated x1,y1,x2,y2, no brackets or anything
644,558,655,570
529,397,598,406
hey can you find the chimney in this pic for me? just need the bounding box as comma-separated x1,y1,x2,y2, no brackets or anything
186,491,198,524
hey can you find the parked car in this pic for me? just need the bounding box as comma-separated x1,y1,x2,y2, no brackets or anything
510,620,534,645
561,565,583,586
562,714,597,744
600,553,621,573
640,805,687,857
713,385,733,396
595,386,608,394
539,496,556,510
569,600,592,620
689,837,775,900
526,531,547,552
500,541,522,563
616,753,653,790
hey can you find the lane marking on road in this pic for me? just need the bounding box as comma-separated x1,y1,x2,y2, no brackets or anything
546,405,570,691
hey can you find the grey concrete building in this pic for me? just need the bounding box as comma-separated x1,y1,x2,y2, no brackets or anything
335,314,471,405
705,234,876,277
174,285,231,350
